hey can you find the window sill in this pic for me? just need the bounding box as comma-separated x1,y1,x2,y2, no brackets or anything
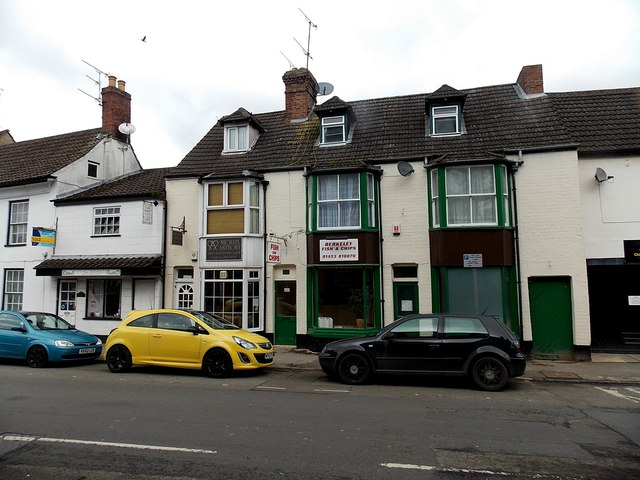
4,243,27,247
83,317,122,321
90,234,121,238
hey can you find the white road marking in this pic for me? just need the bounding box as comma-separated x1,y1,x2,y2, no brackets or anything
595,386,640,404
1,434,216,454
381,462,582,478
255,386,287,390
314,388,350,393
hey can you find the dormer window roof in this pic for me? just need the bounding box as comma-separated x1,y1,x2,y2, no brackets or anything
314,96,354,146
426,85,467,137
219,108,265,153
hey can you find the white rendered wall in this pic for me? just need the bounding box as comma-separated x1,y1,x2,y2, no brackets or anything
511,150,591,346
378,162,431,326
578,155,640,259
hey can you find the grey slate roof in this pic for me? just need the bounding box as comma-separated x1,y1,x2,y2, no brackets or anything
0,129,103,187
549,88,640,155
170,81,598,179
54,167,172,205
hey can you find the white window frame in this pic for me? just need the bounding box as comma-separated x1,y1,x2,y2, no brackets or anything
431,105,460,136
8,200,28,245
93,206,121,236
445,165,497,226
224,125,249,152
205,181,262,235
3,269,24,310
321,116,346,144
431,170,440,227
203,269,262,331
317,173,361,230
88,161,99,179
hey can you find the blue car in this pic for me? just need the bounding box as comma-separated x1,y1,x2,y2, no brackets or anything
0,311,103,367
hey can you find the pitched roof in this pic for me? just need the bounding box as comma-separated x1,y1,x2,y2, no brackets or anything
54,167,172,204
171,82,575,178
549,87,640,154
0,129,104,187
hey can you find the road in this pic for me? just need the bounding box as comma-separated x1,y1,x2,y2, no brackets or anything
1,360,639,479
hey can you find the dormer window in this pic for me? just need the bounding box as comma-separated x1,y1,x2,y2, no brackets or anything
225,125,248,152
431,105,460,135
321,115,346,144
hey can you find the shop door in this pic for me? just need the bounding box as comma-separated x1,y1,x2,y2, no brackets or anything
393,282,418,320
275,281,296,345
58,280,77,326
529,277,573,359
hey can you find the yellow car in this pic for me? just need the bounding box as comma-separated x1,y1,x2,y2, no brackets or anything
103,309,274,377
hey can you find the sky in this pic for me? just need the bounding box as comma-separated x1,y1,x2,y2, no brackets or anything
1,0,638,169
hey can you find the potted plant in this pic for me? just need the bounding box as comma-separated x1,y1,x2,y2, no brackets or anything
348,287,373,328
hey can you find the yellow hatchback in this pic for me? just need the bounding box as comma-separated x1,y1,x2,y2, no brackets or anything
103,309,274,377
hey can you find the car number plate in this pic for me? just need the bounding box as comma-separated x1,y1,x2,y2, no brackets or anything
79,348,96,354
264,352,274,360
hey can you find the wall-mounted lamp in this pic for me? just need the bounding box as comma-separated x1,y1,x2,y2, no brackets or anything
76,291,86,298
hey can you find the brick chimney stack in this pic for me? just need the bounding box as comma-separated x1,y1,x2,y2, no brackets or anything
516,64,544,95
283,68,318,120
102,75,132,142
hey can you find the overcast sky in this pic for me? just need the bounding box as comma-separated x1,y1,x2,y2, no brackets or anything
1,0,638,169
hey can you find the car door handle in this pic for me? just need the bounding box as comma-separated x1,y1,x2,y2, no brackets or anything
152,334,162,338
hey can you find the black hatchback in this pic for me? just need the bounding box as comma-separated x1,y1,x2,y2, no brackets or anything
318,314,526,391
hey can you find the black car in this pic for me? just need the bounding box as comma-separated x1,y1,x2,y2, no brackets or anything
319,314,526,391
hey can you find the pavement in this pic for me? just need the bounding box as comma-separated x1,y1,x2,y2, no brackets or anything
270,346,640,385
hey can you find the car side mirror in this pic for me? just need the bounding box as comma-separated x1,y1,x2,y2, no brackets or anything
11,325,27,333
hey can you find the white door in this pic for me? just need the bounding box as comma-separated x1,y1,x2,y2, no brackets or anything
134,279,156,310
58,280,77,325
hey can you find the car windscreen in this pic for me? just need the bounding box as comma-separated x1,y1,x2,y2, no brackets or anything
186,311,240,330
21,312,75,330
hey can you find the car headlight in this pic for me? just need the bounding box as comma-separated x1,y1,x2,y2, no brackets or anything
96,338,103,346
54,340,74,347
233,336,257,350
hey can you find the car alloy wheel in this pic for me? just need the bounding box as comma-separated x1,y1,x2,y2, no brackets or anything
204,349,232,378
106,345,132,373
26,346,48,368
471,356,508,391
338,353,371,385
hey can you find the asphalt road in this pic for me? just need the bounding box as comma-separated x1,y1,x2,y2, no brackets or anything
1,360,639,480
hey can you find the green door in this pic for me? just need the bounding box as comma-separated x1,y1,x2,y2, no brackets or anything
275,281,297,345
529,277,574,359
393,283,419,319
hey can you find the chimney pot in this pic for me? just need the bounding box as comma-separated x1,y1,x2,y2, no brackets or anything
117,80,126,91
108,75,117,87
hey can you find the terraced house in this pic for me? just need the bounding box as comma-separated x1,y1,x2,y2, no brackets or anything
164,65,640,358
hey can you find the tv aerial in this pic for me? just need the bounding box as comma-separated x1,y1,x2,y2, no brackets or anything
295,8,317,69
78,60,109,106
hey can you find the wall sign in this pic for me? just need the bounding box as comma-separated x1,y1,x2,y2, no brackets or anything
206,237,242,261
62,269,121,277
463,253,483,268
31,227,56,247
267,242,281,263
320,239,359,262
624,240,640,263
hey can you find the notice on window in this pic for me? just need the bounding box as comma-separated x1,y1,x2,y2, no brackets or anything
629,296,640,306
320,239,359,262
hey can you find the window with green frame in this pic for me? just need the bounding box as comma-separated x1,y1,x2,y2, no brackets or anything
430,164,510,228
308,172,377,231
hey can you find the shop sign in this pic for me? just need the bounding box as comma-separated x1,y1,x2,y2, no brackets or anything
463,253,483,268
31,227,56,247
320,239,359,262
62,269,121,277
267,242,281,263
206,237,242,261
624,240,640,263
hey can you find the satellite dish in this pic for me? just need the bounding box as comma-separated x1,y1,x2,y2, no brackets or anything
118,123,136,135
397,161,415,177
316,82,334,96
594,167,613,182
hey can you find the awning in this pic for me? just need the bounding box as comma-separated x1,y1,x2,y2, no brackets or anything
34,255,162,277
